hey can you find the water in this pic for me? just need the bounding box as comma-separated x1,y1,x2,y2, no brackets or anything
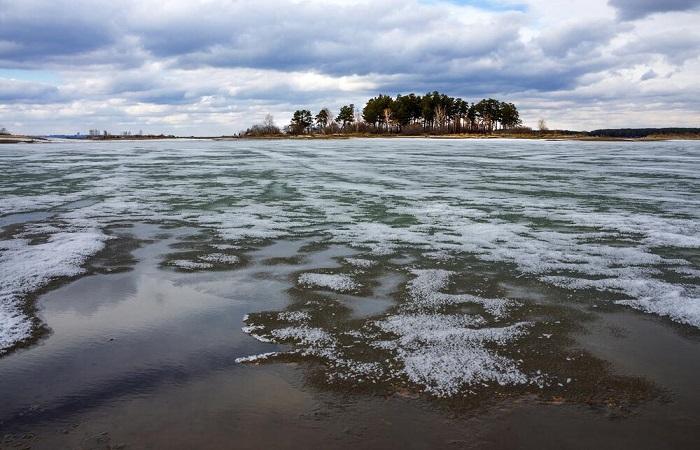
0,139,699,447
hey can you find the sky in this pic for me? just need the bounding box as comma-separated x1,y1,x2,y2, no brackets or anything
1,0,699,135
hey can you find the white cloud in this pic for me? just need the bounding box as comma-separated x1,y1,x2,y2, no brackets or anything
0,0,698,133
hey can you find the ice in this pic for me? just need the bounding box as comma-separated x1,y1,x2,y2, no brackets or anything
376,314,531,397
298,273,359,292
169,260,214,270
211,244,240,250
0,229,108,352
272,326,334,346
199,253,240,264
1,138,699,359
545,275,700,327
407,269,515,318
235,352,282,364
344,257,377,268
277,311,311,322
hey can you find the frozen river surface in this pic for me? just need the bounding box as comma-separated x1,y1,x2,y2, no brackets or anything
1,138,699,400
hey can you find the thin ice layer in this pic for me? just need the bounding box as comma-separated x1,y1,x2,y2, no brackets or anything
1,139,699,358
0,230,107,352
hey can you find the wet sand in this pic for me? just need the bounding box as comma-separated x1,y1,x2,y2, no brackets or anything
1,224,699,449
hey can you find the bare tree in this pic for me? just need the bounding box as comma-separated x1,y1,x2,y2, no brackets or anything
263,114,276,130
242,113,281,136
382,108,392,132
434,105,446,132
538,119,548,131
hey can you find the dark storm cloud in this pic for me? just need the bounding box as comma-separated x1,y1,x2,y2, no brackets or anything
0,0,119,64
609,0,700,20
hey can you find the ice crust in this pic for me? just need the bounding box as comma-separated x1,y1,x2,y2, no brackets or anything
376,314,530,396
235,352,281,363
344,257,377,268
407,269,515,318
239,274,533,396
0,229,108,352
199,253,240,264
298,273,359,292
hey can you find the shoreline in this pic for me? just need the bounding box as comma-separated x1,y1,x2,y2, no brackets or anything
0,135,46,144
4,133,699,144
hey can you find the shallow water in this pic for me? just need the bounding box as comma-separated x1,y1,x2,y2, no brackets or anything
0,139,699,447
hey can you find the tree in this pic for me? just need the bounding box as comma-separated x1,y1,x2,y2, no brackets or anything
499,102,521,129
314,108,331,131
0,127,9,135
284,92,522,135
336,104,355,130
538,119,548,131
290,110,313,134
391,93,422,129
473,98,501,132
467,103,477,131
434,104,446,132
263,114,276,131
455,99,469,133
362,96,385,128
243,114,281,137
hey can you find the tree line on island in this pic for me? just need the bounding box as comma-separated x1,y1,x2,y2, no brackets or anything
243,92,523,136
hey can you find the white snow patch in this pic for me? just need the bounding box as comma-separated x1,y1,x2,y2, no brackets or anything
199,253,240,264
277,311,311,322
271,326,334,346
376,313,531,397
544,275,700,328
169,259,213,270
211,244,240,250
344,257,377,268
407,269,516,318
0,230,107,352
235,352,281,363
298,273,359,292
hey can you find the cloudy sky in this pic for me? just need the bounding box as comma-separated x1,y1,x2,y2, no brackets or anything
1,0,699,135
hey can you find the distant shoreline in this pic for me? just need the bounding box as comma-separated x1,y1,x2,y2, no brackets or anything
219,132,700,142
3,131,699,144
0,135,46,144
